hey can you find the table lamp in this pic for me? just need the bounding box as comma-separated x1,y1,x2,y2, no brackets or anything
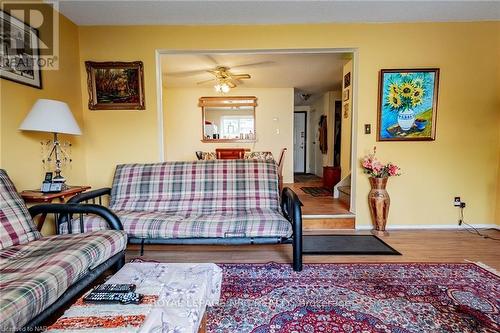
19,99,82,184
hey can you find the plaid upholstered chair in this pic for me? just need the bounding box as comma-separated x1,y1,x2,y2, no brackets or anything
0,169,127,333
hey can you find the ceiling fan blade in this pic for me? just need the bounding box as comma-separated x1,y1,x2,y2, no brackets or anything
230,61,275,69
196,78,217,85
227,80,237,88
167,69,210,77
230,74,251,79
206,69,220,76
204,54,220,66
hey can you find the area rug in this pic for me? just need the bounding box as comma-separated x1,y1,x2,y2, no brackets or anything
303,235,401,255
300,186,332,197
295,173,322,183
207,263,500,333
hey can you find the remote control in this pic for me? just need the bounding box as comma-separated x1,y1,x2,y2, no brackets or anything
84,292,141,305
93,283,136,293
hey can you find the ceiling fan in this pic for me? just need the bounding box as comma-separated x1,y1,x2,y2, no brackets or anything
196,66,251,88
166,55,274,91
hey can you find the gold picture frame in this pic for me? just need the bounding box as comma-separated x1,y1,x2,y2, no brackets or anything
85,61,145,110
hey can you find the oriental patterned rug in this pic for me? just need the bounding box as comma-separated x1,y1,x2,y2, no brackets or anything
207,263,500,333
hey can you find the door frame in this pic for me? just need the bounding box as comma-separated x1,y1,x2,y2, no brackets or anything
156,48,359,214
293,111,307,174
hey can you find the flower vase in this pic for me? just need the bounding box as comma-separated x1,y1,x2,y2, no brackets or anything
397,108,415,131
368,177,390,236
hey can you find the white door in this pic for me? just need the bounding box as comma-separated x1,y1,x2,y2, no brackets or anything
294,112,306,173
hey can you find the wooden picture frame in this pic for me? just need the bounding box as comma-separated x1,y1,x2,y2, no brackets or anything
343,102,350,119
0,10,42,89
343,72,351,88
377,68,439,141
85,61,145,110
343,89,349,101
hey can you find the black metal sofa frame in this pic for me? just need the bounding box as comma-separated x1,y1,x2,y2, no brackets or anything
66,187,303,271
18,203,125,333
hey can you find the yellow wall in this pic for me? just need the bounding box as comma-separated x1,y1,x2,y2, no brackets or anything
2,20,498,229
0,10,85,235
0,12,85,190
163,88,294,183
341,60,353,180
77,22,500,227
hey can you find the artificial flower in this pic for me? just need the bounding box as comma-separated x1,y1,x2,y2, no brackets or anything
361,148,401,178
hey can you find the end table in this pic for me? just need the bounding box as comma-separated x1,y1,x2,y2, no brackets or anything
21,186,91,232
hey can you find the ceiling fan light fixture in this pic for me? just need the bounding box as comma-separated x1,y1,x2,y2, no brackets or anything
214,82,230,93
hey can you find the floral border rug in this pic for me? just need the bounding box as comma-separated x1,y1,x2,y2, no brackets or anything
206,263,499,333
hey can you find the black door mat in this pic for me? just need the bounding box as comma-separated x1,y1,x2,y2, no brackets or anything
303,235,401,255
301,187,333,197
295,173,322,182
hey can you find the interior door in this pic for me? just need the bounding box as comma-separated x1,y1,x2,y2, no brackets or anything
293,112,307,173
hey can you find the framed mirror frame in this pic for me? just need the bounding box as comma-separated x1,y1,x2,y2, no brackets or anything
199,96,257,143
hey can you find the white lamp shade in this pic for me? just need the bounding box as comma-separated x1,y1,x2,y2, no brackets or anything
19,99,82,135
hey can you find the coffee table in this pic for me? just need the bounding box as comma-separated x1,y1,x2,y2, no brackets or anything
46,262,222,333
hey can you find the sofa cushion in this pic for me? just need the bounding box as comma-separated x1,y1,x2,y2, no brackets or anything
110,160,280,212
0,230,127,332
0,169,41,250
61,209,292,239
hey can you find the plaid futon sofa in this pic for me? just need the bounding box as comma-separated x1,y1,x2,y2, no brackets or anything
0,169,127,333
64,159,303,271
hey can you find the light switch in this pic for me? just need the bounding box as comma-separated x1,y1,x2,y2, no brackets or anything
364,124,371,134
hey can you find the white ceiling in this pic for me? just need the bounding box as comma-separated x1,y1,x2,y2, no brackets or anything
58,1,500,26
161,52,350,104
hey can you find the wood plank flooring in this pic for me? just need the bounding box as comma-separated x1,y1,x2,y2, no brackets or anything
284,181,351,215
126,229,500,271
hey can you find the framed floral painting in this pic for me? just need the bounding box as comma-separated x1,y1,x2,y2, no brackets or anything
377,68,439,141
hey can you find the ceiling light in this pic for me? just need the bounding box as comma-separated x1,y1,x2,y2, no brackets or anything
214,82,230,93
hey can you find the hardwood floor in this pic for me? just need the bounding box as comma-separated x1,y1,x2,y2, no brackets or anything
126,229,500,271
284,181,350,215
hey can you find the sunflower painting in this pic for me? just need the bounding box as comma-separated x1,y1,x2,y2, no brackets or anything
377,68,439,141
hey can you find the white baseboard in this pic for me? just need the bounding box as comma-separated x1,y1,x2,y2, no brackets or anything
355,224,500,230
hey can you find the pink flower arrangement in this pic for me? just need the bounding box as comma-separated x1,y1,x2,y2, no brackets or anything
361,147,401,178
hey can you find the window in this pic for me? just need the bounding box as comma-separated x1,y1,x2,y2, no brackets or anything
220,116,254,138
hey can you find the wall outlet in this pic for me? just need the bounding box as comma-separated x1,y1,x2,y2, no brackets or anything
454,197,461,207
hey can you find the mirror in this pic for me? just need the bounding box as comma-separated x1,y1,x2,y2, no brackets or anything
200,96,257,142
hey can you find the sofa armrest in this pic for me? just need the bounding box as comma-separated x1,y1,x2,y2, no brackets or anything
280,187,303,271
28,203,123,233
67,187,111,205
280,187,302,226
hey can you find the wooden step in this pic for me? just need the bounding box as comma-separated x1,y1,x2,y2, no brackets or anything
302,217,355,230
